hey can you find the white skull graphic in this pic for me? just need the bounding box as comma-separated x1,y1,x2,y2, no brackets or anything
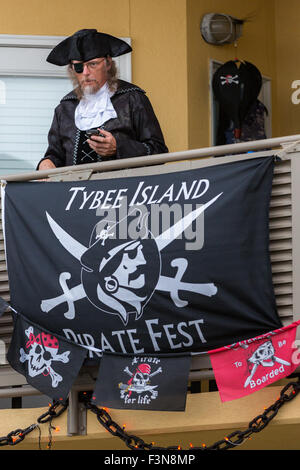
248,340,275,366
132,366,151,390
20,326,70,388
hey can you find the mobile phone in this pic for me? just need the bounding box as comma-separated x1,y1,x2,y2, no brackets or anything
85,128,105,138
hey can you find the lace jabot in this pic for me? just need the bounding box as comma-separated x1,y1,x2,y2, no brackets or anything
74,82,117,130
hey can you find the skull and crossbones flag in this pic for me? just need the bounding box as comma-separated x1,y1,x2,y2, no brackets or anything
209,320,300,402
1,156,282,358
7,312,87,401
92,352,191,411
1,155,284,405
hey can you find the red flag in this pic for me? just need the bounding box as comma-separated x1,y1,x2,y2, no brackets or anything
209,321,300,402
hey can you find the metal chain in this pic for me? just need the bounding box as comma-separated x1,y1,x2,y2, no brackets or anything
37,399,69,423
83,378,300,451
0,379,299,449
0,400,68,447
0,423,38,447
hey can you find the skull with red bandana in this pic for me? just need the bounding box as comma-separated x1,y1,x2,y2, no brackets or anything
20,326,70,387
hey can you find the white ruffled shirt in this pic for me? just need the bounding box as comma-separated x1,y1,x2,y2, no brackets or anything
75,82,117,131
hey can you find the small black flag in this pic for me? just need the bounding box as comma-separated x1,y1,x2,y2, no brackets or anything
92,352,191,411
7,313,87,401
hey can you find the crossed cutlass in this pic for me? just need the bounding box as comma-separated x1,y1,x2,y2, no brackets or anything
40,193,222,320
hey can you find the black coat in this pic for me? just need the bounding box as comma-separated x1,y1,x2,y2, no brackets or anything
38,80,168,168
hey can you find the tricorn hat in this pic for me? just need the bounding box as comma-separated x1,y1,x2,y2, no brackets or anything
47,29,132,66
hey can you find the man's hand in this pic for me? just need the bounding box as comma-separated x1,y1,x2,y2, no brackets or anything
38,159,56,170
87,129,117,157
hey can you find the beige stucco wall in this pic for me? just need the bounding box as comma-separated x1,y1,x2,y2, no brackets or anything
130,0,188,152
0,0,131,37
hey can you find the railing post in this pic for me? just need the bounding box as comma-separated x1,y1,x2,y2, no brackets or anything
67,388,87,436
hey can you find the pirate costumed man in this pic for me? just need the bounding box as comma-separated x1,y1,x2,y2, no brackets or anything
37,29,168,169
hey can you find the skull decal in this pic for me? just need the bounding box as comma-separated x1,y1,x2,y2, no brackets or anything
244,339,291,388
20,326,70,388
248,340,275,366
119,362,162,399
131,363,152,391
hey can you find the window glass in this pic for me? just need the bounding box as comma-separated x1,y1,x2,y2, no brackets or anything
0,76,71,175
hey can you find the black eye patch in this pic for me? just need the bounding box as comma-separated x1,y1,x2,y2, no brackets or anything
73,62,84,74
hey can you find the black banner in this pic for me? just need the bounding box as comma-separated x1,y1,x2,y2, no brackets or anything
3,156,282,359
93,352,191,411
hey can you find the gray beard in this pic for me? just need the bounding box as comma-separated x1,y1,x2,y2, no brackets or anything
80,80,102,97
83,85,96,96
